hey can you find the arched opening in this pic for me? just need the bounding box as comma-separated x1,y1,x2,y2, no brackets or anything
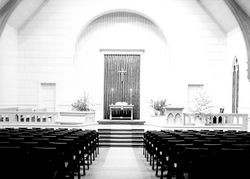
175,113,182,124
167,113,174,124
73,10,170,119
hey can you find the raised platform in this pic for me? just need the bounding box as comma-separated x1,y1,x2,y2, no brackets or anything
97,120,145,125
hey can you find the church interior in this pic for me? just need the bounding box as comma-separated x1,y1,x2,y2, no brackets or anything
1,0,250,178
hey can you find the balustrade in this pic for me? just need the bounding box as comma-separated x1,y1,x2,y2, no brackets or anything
0,110,96,126
183,113,248,131
0,111,58,123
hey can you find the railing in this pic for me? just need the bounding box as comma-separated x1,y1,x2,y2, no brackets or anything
0,110,96,126
0,111,58,123
183,113,248,131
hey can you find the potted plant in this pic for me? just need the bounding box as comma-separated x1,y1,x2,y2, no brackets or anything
71,92,93,111
150,99,169,116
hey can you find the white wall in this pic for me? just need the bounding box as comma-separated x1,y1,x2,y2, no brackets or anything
0,0,248,119
0,25,18,107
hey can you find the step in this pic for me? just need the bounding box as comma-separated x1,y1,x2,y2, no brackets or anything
98,129,144,132
98,131,144,135
99,134,143,139
99,138,143,143
99,142,143,147
98,128,144,147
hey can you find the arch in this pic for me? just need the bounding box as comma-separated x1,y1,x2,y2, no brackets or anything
218,116,223,123
213,116,217,124
75,9,167,46
175,113,181,118
175,113,182,124
167,113,174,124
167,113,174,118
73,9,170,63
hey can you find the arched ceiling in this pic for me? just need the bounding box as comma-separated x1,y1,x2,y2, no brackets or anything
1,0,248,34
1,0,250,79
1,0,249,35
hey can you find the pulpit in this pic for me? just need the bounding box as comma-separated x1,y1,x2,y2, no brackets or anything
109,102,134,120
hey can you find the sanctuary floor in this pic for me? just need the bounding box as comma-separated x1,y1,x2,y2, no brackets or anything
81,147,157,179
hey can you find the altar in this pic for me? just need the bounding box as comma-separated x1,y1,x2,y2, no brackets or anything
109,102,134,120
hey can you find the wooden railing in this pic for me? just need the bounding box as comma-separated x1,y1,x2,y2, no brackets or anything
0,111,96,126
183,113,248,131
0,111,58,123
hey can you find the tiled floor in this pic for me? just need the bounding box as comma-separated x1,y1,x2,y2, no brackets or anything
83,147,157,179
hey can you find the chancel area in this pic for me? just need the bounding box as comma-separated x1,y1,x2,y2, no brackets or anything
1,0,250,178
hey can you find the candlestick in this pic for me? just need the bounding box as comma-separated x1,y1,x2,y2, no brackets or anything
129,88,132,105
111,88,114,105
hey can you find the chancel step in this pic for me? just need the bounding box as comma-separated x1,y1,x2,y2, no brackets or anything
98,128,144,147
98,129,144,131
100,142,143,147
98,130,144,135
100,135,143,139
99,138,143,143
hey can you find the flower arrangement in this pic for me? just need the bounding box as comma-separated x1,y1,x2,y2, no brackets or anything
150,99,169,116
71,92,93,111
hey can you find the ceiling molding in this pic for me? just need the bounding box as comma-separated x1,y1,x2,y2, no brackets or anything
224,0,250,81
0,0,22,37
197,0,227,34
18,0,49,31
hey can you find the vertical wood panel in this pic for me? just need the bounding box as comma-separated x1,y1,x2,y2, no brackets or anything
232,58,239,113
104,54,140,119
232,68,236,113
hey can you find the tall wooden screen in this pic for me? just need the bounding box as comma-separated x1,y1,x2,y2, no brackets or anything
232,57,239,113
104,54,140,119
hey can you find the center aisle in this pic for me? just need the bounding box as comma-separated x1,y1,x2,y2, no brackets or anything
84,147,157,179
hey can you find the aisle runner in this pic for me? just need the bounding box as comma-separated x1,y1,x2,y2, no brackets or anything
84,147,156,179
